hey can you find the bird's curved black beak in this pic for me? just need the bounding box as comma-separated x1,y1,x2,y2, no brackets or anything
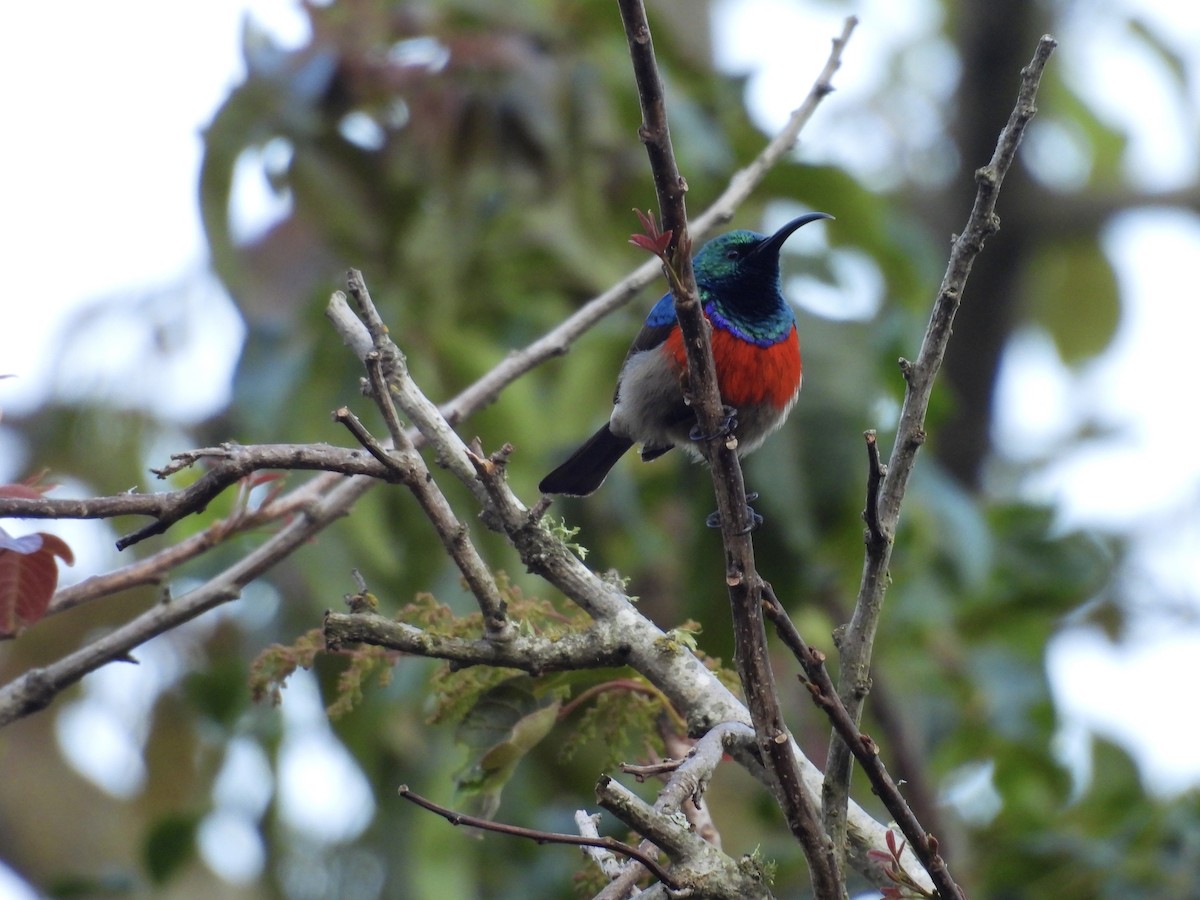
752,211,834,258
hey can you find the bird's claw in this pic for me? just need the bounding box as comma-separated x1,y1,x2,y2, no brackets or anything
705,492,763,533
689,405,739,443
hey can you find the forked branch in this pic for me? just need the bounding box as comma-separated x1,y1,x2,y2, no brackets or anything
822,33,1058,882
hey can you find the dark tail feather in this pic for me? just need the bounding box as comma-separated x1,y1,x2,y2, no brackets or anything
539,425,634,496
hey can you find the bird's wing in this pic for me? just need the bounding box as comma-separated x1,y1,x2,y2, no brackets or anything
614,292,677,403
627,292,677,354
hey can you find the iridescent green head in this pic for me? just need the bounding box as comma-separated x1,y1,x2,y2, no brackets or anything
693,212,833,311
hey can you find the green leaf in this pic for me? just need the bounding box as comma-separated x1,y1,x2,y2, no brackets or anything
45,872,138,898
1128,17,1191,93
183,659,249,729
453,677,561,820
1075,736,1146,823
142,813,200,885
1040,70,1130,184
1020,239,1120,364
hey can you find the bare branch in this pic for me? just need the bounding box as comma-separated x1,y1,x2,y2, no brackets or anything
46,524,223,617
334,277,514,642
334,407,404,474
575,811,632,890
398,785,678,890
861,430,886,549
659,726,725,850
652,721,754,815
0,472,362,726
0,443,393,549
597,775,771,899
762,584,964,899
690,15,858,235
824,33,1058,876
344,271,495,506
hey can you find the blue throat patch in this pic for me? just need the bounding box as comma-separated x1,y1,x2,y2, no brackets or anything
643,292,793,348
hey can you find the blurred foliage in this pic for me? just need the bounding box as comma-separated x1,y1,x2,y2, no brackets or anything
2,0,1199,898
451,676,564,822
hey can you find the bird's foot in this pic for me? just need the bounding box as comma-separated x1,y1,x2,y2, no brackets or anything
689,405,738,444
705,492,763,533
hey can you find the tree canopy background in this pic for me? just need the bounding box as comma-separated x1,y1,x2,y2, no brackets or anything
2,0,1198,897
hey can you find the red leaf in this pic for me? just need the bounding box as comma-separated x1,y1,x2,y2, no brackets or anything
247,471,286,489
633,207,660,237
629,208,673,259
0,532,74,636
0,484,46,500
0,470,59,497
628,229,673,257
629,232,661,253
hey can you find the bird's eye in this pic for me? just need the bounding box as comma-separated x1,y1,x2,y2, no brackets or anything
725,248,742,260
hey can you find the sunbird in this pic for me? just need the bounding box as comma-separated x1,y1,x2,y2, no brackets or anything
540,212,832,497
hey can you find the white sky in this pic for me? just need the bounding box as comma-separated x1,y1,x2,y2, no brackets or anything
1,1,1199,892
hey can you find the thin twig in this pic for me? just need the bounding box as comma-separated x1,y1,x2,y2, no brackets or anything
0,472,355,727
621,758,684,780
364,352,411,449
335,282,514,642
689,15,857,235
558,679,675,726
823,34,1057,882
761,584,965,899
398,784,678,889
335,406,405,474
46,517,239,618
862,430,886,549
340,408,513,643
0,444,395,550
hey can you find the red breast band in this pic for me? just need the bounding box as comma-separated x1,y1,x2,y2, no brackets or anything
661,324,801,411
